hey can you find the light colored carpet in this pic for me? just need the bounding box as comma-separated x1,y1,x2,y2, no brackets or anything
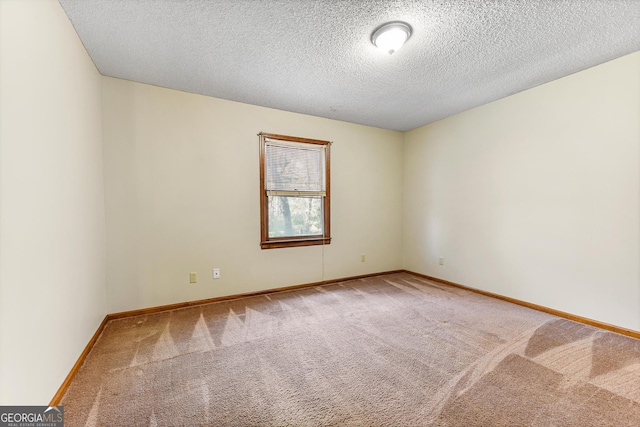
60,272,640,426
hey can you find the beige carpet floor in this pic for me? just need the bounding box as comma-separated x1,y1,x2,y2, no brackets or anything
60,272,640,426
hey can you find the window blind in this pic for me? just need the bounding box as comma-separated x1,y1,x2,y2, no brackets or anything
265,140,325,194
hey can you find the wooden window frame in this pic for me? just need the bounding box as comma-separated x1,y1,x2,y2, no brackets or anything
259,132,331,249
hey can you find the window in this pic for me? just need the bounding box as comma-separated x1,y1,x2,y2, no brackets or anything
259,133,331,249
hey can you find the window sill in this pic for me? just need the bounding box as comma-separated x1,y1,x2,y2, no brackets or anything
260,237,332,249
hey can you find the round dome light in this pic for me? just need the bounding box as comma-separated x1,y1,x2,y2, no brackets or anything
371,21,412,55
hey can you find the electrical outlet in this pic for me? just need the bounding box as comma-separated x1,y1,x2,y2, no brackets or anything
189,272,198,283
360,254,366,262
439,257,444,266
212,268,220,279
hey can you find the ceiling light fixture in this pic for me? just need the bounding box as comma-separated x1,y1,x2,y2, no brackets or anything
371,21,412,55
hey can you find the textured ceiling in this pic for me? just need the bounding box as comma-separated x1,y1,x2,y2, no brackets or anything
58,0,640,131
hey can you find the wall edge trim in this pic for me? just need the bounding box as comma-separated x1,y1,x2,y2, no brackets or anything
403,270,640,339
107,270,404,320
49,269,403,403
49,315,109,405
51,268,640,404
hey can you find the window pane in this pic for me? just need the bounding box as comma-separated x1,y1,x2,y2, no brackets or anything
265,143,325,192
268,196,323,237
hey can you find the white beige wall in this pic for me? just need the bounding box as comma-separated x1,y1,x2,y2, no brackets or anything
403,52,640,331
102,78,404,313
0,0,107,404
